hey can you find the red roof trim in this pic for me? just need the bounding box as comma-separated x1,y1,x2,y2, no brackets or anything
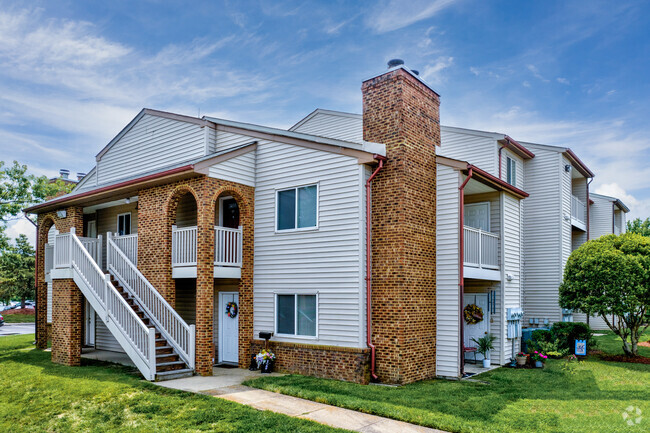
565,148,595,178
24,164,195,213
468,164,530,198
504,135,535,159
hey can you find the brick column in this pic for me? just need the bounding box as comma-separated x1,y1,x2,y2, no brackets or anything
363,66,439,384
195,183,215,376
51,279,83,366
235,187,255,367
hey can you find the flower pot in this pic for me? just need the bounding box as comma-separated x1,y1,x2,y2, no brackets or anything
482,359,491,368
260,360,274,374
535,360,543,368
516,356,527,367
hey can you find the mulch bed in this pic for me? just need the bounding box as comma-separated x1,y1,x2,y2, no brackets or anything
639,341,650,348
2,308,35,316
589,350,650,364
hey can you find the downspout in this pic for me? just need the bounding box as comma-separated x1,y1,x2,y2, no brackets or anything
366,155,386,382
498,144,507,180
586,178,593,239
458,167,474,376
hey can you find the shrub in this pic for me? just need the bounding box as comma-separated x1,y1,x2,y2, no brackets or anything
550,322,595,354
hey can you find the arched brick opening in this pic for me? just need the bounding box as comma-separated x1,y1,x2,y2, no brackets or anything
35,216,56,349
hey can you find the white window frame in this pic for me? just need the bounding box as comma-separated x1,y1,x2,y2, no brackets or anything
116,212,132,236
506,156,516,186
274,183,319,233
274,292,319,339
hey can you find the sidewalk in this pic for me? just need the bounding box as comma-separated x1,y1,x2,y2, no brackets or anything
155,367,446,433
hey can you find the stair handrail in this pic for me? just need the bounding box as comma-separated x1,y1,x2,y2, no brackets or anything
66,229,156,380
107,232,195,370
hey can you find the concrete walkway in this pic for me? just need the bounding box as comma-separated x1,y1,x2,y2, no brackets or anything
155,367,446,433
0,323,35,336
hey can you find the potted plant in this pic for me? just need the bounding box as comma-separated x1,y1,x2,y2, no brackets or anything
256,349,277,373
515,352,529,367
472,334,496,368
531,351,548,368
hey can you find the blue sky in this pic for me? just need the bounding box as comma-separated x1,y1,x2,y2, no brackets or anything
2,0,649,243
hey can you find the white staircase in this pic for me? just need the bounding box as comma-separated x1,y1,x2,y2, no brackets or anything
52,228,195,381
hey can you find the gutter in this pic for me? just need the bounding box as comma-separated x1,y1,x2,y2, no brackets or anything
458,167,474,377
365,155,386,382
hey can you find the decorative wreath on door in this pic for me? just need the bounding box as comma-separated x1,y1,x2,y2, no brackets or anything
226,301,238,319
464,304,484,325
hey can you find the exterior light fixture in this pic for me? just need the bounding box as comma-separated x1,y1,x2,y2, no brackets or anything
565,164,572,172
125,197,131,204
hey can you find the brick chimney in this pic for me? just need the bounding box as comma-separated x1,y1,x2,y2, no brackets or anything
362,60,439,384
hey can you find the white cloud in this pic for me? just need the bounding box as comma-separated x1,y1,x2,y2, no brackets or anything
526,64,550,83
5,218,36,246
366,0,459,33
420,56,454,84
557,77,570,85
522,81,531,88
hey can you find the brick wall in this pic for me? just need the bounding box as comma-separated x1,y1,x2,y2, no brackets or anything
137,175,254,376
36,207,83,349
362,67,439,384
51,279,83,366
251,340,370,384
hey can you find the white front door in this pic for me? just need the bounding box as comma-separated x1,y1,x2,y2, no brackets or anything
86,220,97,238
85,300,95,346
464,293,489,360
464,203,490,231
218,292,239,364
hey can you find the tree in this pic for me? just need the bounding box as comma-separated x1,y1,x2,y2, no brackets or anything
0,234,35,308
0,160,75,225
627,217,650,237
559,233,650,356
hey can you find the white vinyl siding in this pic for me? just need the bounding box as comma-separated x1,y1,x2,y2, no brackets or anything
97,114,205,185
502,193,522,358
290,112,364,143
207,152,256,187
216,131,257,153
252,139,365,347
522,145,563,324
589,195,613,239
435,164,461,377
95,317,125,353
74,169,97,192
440,128,498,175
47,282,53,323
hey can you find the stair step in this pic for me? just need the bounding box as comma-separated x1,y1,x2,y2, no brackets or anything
156,368,194,381
156,361,186,372
156,353,179,361
156,346,174,354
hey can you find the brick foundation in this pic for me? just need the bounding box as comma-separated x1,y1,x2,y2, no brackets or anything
251,340,370,384
51,279,83,366
363,67,439,384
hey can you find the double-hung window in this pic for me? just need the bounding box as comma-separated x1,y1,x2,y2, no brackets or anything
276,294,317,337
506,157,516,186
276,184,318,231
117,212,131,236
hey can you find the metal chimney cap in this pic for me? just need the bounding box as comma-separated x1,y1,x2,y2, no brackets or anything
76,172,86,181
387,58,405,68
59,169,70,179
411,69,420,76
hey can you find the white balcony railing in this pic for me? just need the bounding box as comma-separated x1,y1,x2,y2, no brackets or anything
571,195,587,226
172,225,243,268
113,233,138,265
79,235,102,266
44,244,54,276
214,226,243,267
463,226,499,270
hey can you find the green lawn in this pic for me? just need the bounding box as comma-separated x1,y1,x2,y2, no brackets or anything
246,332,650,433
592,329,650,357
0,334,347,433
2,312,35,323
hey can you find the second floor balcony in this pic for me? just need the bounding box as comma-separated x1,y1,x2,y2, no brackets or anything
463,225,500,280
571,195,587,231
